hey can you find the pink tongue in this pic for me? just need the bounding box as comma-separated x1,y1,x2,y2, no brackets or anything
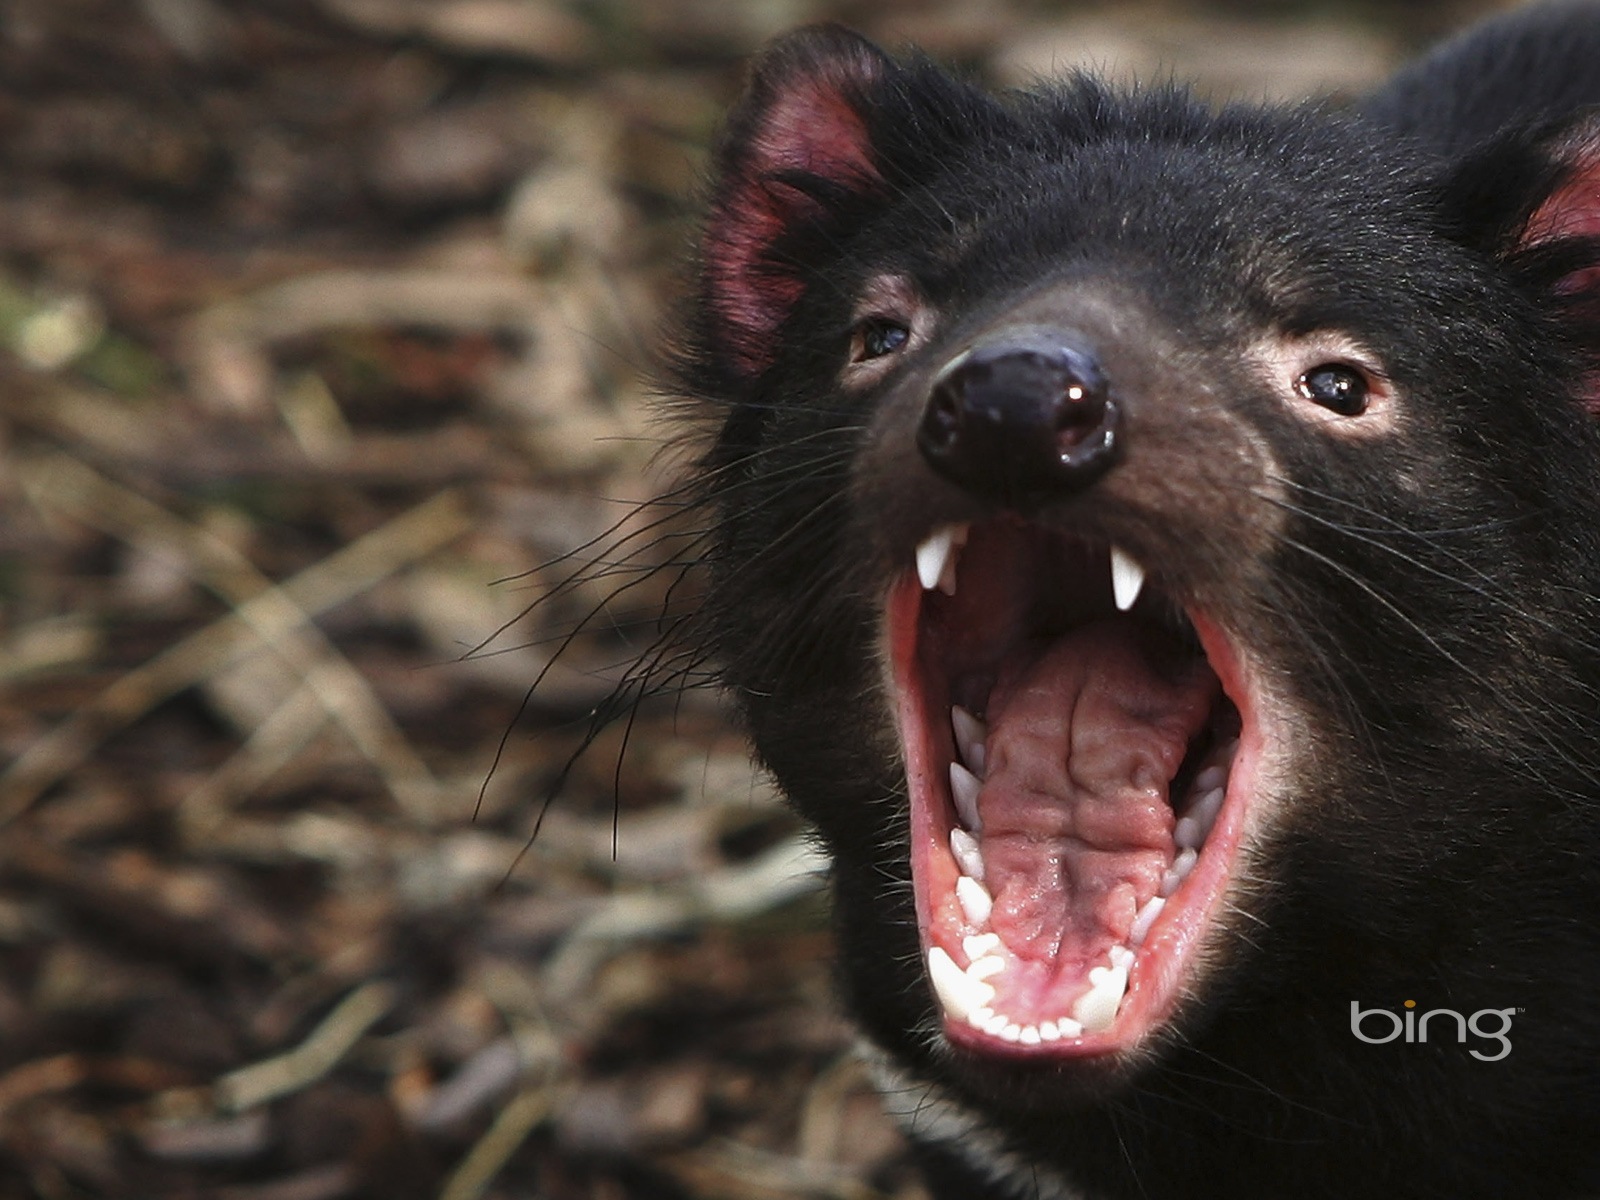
977,618,1219,968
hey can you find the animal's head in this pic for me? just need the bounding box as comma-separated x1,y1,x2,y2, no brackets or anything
670,19,1600,1190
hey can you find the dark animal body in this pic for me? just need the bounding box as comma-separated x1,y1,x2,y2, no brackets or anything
658,4,1600,1197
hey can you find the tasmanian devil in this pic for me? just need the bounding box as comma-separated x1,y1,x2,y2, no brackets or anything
647,3,1600,1197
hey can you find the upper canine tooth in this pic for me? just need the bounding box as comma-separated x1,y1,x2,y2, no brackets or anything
916,524,967,592
1110,545,1146,611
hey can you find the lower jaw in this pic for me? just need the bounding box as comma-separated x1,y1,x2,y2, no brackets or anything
889,575,1263,1063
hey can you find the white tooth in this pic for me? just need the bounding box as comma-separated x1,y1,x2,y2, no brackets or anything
950,828,986,881
956,875,994,925
1055,1017,1084,1038
1000,1023,1023,1043
982,1011,1009,1036
1072,963,1129,1034
1174,815,1204,851
1107,944,1135,971
951,706,988,776
947,825,985,883
1129,896,1165,946
1161,847,1199,897
916,523,968,593
949,762,983,831
1193,765,1227,795
968,1005,995,1029
963,933,1001,961
1039,1021,1061,1041
1019,1025,1042,1046
1110,545,1146,612
1189,786,1225,836
916,527,957,591
928,946,994,1021
967,954,1005,981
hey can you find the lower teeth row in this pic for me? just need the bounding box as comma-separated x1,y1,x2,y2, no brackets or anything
927,941,1134,1038
931,739,1238,1041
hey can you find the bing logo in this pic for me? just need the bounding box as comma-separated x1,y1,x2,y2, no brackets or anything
1349,1000,1517,1061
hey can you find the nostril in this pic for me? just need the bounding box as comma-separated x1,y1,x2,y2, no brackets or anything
1054,374,1109,441
921,376,965,456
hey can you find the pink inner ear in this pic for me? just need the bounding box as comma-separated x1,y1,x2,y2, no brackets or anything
1525,142,1600,243
1524,140,1600,413
1524,139,1600,293
706,62,883,376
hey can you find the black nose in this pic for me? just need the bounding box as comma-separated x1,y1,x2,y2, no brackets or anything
916,334,1122,507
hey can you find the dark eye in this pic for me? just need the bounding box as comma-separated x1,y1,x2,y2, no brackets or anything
1296,363,1370,416
851,317,910,363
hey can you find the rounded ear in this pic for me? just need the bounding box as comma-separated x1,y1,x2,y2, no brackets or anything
1519,120,1600,412
700,26,894,378
1522,121,1600,262
1438,115,1600,411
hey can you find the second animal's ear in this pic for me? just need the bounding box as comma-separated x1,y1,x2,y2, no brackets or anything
1521,122,1600,285
699,26,894,379
1439,116,1600,409
1521,121,1600,412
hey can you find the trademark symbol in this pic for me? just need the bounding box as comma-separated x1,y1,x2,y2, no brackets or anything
1516,1008,1526,1014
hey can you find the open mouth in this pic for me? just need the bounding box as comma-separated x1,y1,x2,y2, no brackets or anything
888,518,1261,1058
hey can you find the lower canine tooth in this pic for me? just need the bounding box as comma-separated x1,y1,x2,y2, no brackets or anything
928,946,993,1021
956,875,993,925
1072,963,1129,1033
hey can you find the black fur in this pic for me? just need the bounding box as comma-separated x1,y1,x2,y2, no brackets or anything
654,6,1600,1197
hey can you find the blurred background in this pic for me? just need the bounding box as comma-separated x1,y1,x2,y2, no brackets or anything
0,1,1513,1196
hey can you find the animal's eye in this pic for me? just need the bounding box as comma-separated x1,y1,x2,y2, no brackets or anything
1296,363,1369,416
851,317,910,363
